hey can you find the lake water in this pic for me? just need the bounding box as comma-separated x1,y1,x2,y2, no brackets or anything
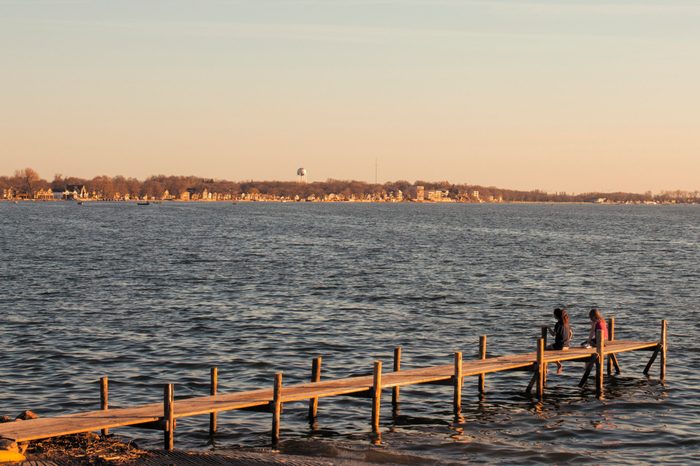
1,202,698,464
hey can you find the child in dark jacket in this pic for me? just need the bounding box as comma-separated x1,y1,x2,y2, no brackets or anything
547,308,572,373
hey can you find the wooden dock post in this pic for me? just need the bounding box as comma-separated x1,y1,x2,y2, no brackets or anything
478,336,486,396
99,377,108,437
453,352,463,416
392,347,401,408
308,357,322,420
540,327,549,386
371,361,382,433
209,367,218,437
596,330,604,398
163,384,174,451
536,338,545,400
272,373,282,447
541,326,548,347
607,318,614,375
660,320,667,382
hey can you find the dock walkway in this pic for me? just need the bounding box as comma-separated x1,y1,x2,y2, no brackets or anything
0,319,667,450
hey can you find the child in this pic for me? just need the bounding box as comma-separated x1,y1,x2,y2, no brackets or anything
583,308,608,348
547,308,572,373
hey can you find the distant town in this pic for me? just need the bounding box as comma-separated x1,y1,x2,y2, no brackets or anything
1,168,698,204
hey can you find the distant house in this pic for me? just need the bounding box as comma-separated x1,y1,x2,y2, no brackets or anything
2,187,13,199
415,185,425,201
65,185,88,199
34,188,53,200
426,190,450,202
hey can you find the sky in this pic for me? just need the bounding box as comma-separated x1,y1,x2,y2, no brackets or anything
1,0,698,193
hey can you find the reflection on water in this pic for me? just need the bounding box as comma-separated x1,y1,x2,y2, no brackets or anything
1,202,699,464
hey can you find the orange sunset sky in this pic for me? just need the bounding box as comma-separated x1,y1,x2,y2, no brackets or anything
1,1,698,193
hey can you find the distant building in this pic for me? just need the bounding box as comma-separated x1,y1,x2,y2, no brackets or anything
34,188,53,200
415,185,425,201
65,185,88,199
426,190,450,202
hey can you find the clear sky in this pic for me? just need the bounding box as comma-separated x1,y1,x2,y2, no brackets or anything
1,1,698,193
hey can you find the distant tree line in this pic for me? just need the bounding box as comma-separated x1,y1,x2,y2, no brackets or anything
1,168,698,203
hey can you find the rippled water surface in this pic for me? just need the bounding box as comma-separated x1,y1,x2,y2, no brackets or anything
1,202,699,464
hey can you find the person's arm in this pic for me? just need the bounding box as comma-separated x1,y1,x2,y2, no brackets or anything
548,326,556,336
587,322,595,344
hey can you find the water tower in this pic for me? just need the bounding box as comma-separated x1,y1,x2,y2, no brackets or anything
297,167,307,183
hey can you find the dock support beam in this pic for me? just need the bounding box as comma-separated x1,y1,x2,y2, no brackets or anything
607,318,614,375
660,320,667,382
272,373,282,447
164,384,174,451
536,338,545,400
541,327,549,386
453,352,463,416
100,377,109,437
596,330,604,398
478,336,486,396
371,361,382,433
308,357,322,421
392,347,401,409
209,367,218,437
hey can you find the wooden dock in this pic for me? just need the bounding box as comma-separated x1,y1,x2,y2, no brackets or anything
0,319,667,451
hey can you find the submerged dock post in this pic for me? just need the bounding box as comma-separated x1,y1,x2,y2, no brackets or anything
392,347,401,408
660,320,667,382
453,352,463,416
536,338,545,400
371,361,382,433
272,373,283,447
100,377,108,437
209,367,218,436
478,336,487,396
607,318,615,375
308,357,322,420
596,330,604,398
164,384,174,451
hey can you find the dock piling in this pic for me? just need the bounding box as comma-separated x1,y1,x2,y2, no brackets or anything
607,318,614,375
371,361,382,433
478,336,486,396
209,367,218,437
163,384,174,451
541,326,548,348
453,352,463,416
596,330,604,398
272,373,282,447
392,347,401,408
536,338,545,400
99,377,108,437
660,320,667,382
308,357,322,421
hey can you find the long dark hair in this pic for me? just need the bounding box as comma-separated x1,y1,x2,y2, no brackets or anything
554,308,569,326
589,308,604,322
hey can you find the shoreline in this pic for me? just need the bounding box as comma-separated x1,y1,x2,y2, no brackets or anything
0,199,695,206
10,432,429,466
